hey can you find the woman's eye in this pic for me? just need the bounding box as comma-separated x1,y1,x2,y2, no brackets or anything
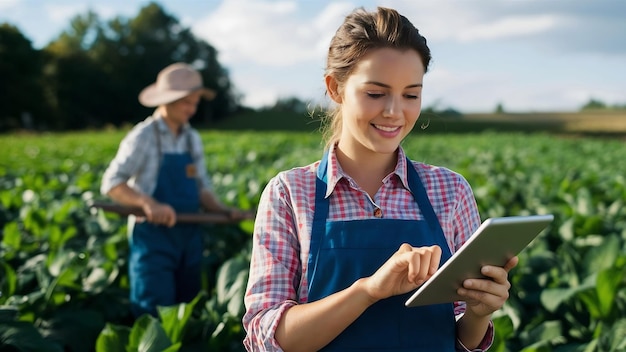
367,93,384,99
405,94,420,100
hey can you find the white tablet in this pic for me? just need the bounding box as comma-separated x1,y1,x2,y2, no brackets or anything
405,214,554,307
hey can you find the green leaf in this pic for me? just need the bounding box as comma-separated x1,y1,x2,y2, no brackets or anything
44,252,84,303
60,226,77,246
38,309,105,352
83,265,119,294
598,318,626,351
0,261,17,302
0,320,64,352
161,343,182,352
578,290,602,319
596,266,625,318
492,314,514,352
558,217,575,241
215,256,249,317
96,323,131,352
238,219,255,236
1,222,21,256
519,320,563,350
0,307,17,322
127,314,173,352
157,294,202,344
540,275,595,313
582,235,620,278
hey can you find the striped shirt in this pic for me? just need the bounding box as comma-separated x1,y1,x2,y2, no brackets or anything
100,113,213,197
243,146,492,351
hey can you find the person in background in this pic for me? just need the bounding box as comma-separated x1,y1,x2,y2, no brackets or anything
101,62,243,318
243,7,517,351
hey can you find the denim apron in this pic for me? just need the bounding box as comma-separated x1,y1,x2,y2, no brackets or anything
129,124,202,317
307,152,456,351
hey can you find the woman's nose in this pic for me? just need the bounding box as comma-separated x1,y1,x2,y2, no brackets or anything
383,96,401,118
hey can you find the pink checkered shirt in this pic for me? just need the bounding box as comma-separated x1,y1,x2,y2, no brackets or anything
243,146,493,351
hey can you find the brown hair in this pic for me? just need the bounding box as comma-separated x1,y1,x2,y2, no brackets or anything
321,7,431,148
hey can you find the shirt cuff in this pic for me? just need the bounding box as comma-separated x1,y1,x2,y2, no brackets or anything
455,314,494,352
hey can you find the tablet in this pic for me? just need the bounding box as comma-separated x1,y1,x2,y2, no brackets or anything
405,214,554,307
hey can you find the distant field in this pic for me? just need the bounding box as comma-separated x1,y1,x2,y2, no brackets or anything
418,110,626,137
209,110,626,137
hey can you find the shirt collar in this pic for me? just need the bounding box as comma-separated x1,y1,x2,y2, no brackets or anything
153,111,191,135
394,146,412,191
323,145,411,198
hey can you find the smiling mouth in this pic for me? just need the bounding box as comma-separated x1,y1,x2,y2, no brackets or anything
373,124,401,132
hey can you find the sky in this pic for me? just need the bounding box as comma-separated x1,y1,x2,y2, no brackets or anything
1,0,625,113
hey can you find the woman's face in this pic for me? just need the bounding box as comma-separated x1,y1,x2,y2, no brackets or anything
332,47,425,159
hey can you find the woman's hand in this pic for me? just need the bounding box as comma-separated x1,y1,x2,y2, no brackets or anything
362,243,442,302
458,256,518,317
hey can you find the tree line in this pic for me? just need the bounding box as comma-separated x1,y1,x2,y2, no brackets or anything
0,2,243,132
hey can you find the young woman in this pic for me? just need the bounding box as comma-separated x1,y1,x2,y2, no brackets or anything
243,7,517,351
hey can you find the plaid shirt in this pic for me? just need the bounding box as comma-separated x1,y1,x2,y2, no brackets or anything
243,146,493,351
100,113,213,197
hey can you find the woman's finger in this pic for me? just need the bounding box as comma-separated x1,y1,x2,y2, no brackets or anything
503,256,519,272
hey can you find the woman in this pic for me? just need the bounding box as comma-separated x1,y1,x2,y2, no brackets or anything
243,7,517,351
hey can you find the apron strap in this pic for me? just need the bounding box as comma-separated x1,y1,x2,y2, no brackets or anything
405,157,443,233
308,151,331,289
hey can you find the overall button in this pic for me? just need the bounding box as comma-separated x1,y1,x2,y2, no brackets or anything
373,208,383,218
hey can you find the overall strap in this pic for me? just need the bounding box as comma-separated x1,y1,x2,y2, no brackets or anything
152,120,163,170
185,129,194,157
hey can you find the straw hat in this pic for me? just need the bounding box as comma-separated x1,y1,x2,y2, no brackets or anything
138,62,216,107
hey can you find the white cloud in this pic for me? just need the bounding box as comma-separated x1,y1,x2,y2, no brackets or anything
45,3,88,24
192,0,355,67
310,2,356,55
423,67,504,111
44,2,136,24
90,4,134,19
457,15,559,42
422,66,590,113
388,2,563,45
190,0,356,107
192,0,308,65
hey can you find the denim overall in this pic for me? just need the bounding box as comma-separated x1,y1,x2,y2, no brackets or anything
129,125,203,317
307,152,456,351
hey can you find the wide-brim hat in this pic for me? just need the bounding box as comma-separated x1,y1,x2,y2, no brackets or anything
138,62,216,107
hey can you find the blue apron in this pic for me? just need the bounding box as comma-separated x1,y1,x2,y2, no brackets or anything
129,125,202,317
307,152,456,351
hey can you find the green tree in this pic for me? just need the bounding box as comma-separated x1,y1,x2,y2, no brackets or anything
0,23,47,131
42,12,112,130
581,98,607,111
264,96,309,113
42,2,239,129
495,102,505,114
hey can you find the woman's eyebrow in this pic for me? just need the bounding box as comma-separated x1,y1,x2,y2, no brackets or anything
364,81,423,88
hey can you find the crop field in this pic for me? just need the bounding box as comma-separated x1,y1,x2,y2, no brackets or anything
1,128,625,351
